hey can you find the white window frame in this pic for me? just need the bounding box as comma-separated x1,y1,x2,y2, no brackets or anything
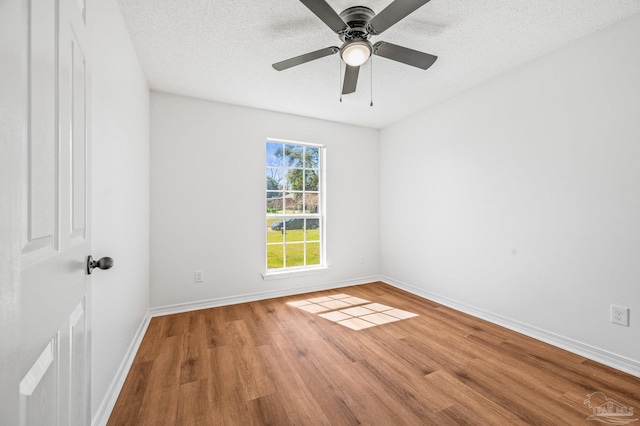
263,138,327,279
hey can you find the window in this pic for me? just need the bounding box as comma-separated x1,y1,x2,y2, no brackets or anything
266,139,324,272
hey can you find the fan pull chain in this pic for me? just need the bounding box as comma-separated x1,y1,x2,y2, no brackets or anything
339,56,343,103
370,56,374,107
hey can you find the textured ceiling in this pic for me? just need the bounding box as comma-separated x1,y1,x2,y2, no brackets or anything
117,0,640,129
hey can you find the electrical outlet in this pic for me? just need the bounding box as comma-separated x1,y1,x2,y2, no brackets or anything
194,270,203,283
611,305,629,326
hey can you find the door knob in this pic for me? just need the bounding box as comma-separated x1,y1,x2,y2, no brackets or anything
87,255,114,274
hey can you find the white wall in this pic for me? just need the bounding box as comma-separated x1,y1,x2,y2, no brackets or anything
150,92,379,309
89,0,150,420
380,14,640,366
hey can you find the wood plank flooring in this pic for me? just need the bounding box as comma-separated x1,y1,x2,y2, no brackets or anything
108,282,640,425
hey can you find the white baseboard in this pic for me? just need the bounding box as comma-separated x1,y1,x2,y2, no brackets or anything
92,310,152,426
380,276,640,378
149,275,382,317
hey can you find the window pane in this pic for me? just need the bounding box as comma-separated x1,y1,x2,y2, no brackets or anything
305,146,319,168
267,244,284,269
307,242,320,265
266,167,284,190
304,193,319,214
285,144,304,167
267,219,284,243
266,192,282,214
305,170,319,191
285,243,305,267
283,192,294,213
306,227,320,242
289,192,303,213
266,142,283,167
283,218,309,242
285,167,304,192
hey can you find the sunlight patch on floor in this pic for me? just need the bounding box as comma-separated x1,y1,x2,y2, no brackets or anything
287,293,418,330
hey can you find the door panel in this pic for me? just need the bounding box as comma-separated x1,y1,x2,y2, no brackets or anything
19,338,60,426
70,29,87,243
22,0,58,261
69,299,88,425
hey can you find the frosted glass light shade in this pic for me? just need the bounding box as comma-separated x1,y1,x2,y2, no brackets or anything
341,41,371,67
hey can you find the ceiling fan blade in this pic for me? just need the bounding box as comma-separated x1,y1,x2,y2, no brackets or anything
367,0,431,35
299,0,349,33
342,65,359,95
273,46,339,71
373,41,437,70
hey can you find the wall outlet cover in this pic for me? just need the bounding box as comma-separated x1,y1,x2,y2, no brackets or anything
611,305,629,326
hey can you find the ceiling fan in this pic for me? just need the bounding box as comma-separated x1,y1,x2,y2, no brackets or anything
272,0,438,95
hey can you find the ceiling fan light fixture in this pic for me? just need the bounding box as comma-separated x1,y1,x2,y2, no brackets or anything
340,40,372,67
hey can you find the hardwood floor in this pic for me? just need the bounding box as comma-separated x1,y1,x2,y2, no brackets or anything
108,282,640,425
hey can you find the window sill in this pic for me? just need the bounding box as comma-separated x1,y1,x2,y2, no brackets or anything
261,266,329,281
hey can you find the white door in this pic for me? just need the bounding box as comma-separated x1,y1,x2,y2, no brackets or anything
1,0,92,424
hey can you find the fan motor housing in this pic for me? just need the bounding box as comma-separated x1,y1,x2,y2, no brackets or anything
339,6,375,41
